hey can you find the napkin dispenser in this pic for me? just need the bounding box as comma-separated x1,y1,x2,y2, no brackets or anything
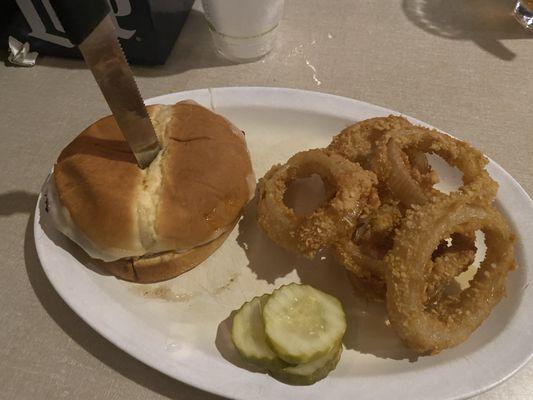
3,0,194,65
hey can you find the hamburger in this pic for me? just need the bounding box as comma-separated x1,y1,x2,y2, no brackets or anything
44,100,255,283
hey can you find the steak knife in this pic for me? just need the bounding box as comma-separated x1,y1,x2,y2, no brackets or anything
50,0,161,169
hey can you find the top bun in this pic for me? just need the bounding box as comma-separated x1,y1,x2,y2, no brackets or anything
47,101,255,262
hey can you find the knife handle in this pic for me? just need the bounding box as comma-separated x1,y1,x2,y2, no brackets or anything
49,0,111,45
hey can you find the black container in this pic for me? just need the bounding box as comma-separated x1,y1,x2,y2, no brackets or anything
4,0,194,65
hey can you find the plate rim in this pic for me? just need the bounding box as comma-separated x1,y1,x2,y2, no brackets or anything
35,86,533,400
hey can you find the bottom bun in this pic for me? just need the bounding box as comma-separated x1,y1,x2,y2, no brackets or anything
95,225,234,283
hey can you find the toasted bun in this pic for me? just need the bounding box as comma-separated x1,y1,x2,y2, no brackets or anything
95,224,234,283
46,101,255,281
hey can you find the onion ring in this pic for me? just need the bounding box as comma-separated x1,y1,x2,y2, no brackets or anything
334,206,477,303
333,201,399,302
385,196,515,354
257,149,379,258
327,116,413,167
372,126,498,206
427,230,477,302
337,123,488,300
327,116,438,190
384,140,431,206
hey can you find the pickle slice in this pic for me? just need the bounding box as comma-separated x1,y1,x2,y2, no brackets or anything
231,294,285,369
268,344,343,386
262,283,347,364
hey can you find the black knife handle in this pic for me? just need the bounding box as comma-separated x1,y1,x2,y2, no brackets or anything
50,0,110,45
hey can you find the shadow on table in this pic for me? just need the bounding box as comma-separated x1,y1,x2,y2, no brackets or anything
0,191,38,216
35,10,234,77
23,208,224,400
402,0,532,61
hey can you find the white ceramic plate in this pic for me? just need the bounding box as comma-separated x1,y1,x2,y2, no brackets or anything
35,87,533,400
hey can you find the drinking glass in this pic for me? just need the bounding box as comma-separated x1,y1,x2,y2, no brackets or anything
201,0,285,62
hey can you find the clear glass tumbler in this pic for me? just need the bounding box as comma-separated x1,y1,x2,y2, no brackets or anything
201,0,285,62
514,0,533,29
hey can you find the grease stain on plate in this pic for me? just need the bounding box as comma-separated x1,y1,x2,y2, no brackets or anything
212,272,240,295
134,285,196,302
131,272,241,302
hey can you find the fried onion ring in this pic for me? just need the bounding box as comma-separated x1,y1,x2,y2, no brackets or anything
385,196,515,354
372,126,498,206
334,209,477,303
427,230,477,302
330,119,482,302
327,116,438,190
257,149,379,258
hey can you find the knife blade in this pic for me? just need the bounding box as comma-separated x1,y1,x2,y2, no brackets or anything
50,0,160,169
